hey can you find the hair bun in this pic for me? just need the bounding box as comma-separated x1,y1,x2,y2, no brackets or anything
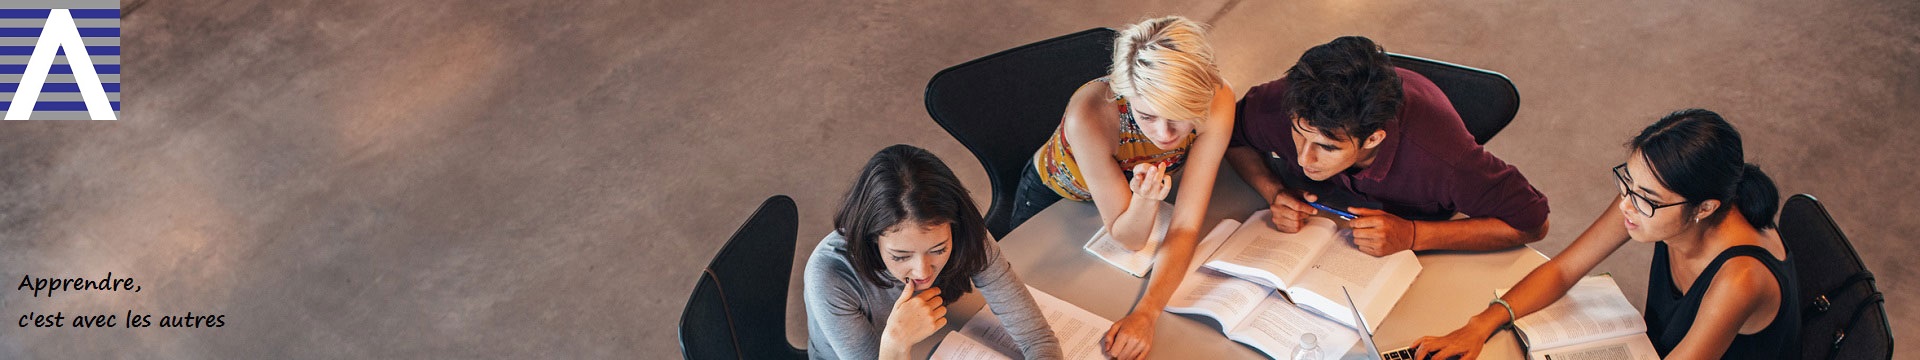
1733,162,1779,229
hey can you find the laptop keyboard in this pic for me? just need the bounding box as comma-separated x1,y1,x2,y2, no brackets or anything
1382,346,1418,360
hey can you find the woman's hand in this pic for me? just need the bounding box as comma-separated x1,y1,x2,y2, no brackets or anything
1409,316,1502,360
1127,162,1173,202
1117,162,1173,251
1101,310,1158,360
881,281,947,349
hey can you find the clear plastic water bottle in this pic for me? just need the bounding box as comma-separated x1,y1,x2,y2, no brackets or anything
1290,332,1322,360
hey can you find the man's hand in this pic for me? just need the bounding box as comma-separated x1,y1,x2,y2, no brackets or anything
1268,190,1317,233
1349,207,1415,256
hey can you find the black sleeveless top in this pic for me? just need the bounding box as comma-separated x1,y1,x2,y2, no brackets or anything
1646,243,1800,359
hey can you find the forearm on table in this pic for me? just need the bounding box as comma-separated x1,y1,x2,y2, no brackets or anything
1410,217,1543,251
1133,225,1201,313
1470,259,1582,332
1132,161,1216,311
1107,195,1159,245
1450,278,1563,342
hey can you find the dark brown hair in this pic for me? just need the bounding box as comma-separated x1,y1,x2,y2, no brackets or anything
1629,109,1779,229
834,144,989,303
1282,36,1403,142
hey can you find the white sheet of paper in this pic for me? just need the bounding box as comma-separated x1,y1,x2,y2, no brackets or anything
930,332,1012,360
944,286,1113,360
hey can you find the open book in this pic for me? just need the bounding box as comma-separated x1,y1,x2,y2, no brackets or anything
1198,210,1422,333
931,286,1112,360
1155,216,1357,360
1082,201,1174,276
1165,267,1361,360
1501,274,1660,360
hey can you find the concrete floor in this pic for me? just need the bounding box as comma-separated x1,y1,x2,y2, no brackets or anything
0,0,1914,358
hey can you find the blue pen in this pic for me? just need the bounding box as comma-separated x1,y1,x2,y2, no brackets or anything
1309,202,1358,220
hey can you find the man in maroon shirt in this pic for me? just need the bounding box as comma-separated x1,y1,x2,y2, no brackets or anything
1226,36,1551,257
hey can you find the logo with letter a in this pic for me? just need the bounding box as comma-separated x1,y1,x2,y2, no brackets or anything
1,0,118,120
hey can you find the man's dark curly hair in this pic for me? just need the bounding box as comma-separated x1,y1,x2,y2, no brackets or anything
1282,36,1402,143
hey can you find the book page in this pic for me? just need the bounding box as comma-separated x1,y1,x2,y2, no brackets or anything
931,332,1013,360
1225,296,1361,360
1083,201,1175,276
1527,333,1660,360
1165,267,1274,330
1505,275,1648,351
953,286,1112,360
1306,228,1386,286
1186,219,1241,275
1203,211,1338,289
1287,233,1422,333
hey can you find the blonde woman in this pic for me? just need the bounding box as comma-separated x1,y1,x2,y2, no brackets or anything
1009,16,1236,360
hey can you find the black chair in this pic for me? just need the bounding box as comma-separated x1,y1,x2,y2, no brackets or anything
925,28,1117,239
1387,53,1521,145
680,195,806,359
1778,194,1893,359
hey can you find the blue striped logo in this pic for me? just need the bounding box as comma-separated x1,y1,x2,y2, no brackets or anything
0,0,119,120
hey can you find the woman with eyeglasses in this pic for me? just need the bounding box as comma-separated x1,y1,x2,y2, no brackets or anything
1409,109,1799,359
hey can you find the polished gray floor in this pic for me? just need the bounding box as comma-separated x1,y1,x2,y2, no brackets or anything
0,0,1914,357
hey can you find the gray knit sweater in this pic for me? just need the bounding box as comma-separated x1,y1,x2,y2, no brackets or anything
803,231,1063,359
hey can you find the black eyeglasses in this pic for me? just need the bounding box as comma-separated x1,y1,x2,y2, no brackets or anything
1613,163,1694,217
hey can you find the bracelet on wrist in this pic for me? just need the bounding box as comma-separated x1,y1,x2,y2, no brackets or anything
1490,298,1517,329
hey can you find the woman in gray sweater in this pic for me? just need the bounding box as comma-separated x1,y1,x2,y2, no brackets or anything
805,145,1064,359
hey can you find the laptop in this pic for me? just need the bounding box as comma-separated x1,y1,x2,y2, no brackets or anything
1344,287,1420,360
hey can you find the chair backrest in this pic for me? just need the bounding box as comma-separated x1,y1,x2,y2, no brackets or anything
1778,194,1892,360
925,28,1117,239
681,273,740,358
680,195,806,360
1386,53,1520,145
